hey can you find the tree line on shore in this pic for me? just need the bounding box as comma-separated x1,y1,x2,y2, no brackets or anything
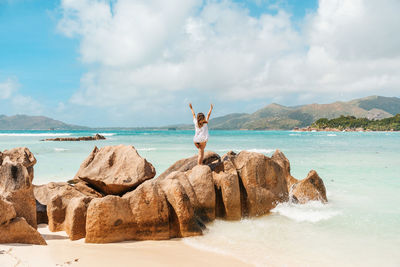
311,114,400,131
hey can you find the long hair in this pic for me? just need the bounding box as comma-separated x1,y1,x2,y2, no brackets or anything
197,113,206,128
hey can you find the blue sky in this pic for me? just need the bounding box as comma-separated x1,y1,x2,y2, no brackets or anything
0,0,399,127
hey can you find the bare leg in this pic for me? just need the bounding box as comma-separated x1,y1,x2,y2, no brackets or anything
197,142,206,165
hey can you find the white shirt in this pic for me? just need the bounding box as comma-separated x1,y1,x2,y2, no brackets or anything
193,118,209,143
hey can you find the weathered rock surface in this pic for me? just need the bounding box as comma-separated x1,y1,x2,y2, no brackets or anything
74,145,156,195
64,197,93,240
210,157,241,220
0,196,16,225
43,133,106,141
85,175,203,243
33,181,99,235
271,150,298,188
0,217,46,245
291,170,328,204
271,150,328,203
185,165,216,222
230,151,289,217
16,144,326,244
0,147,46,245
0,147,37,228
157,151,220,180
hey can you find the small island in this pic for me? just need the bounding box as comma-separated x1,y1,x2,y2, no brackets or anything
295,114,400,132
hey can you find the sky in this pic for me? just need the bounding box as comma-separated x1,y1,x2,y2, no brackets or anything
0,0,399,127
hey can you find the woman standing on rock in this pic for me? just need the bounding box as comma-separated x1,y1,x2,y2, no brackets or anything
189,103,213,165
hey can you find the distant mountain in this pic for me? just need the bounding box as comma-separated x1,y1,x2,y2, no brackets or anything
2,95,399,131
0,115,89,130
206,95,400,130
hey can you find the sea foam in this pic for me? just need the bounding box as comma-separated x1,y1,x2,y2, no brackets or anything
0,133,72,137
271,201,340,223
98,133,115,136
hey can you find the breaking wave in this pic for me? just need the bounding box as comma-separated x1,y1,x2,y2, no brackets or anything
0,133,72,137
98,133,115,136
271,201,340,223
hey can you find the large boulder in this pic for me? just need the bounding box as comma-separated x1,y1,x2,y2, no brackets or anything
85,195,134,243
64,197,93,240
185,165,216,222
157,174,203,237
0,147,37,229
231,151,289,217
290,170,328,204
210,158,241,220
34,181,101,233
271,150,328,204
74,145,156,195
85,177,203,243
271,150,298,188
0,197,46,245
46,188,86,232
0,217,46,245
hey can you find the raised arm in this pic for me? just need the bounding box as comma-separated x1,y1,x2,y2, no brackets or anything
189,103,196,119
206,104,213,122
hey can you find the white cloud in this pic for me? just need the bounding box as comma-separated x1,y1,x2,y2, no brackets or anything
58,0,400,113
11,94,43,114
0,76,44,115
0,77,19,99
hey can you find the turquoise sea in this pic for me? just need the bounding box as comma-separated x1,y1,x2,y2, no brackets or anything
1,130,399,266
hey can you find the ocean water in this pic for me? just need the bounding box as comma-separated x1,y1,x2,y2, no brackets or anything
0,130,399,266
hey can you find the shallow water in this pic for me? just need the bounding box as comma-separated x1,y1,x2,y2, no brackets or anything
1,130,399,266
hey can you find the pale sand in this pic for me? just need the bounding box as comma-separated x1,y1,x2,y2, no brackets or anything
0,225,252,267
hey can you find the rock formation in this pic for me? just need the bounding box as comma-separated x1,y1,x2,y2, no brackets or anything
0,148,46,245
73,145,156,195
290,170,328,204
0,144,327,245
80,146,326,243
33,181,101,240
271,150,328,203
42,133,106,141
0,147,37,228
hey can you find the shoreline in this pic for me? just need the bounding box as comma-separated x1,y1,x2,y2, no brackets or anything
0,225,252,267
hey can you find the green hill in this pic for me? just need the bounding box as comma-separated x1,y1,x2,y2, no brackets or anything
207,96,399,130
0,115,88,130
312,114,400,131
350,95,400,115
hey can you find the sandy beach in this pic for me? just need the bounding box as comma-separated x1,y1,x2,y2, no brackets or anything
0,225,251,267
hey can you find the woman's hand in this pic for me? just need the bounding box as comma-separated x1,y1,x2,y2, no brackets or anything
189,103,195,118
207,104,213,121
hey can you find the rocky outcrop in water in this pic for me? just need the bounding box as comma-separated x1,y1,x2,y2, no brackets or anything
0,148,46,245
271,150,327,203
43,133,106,141
2,145,327,245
